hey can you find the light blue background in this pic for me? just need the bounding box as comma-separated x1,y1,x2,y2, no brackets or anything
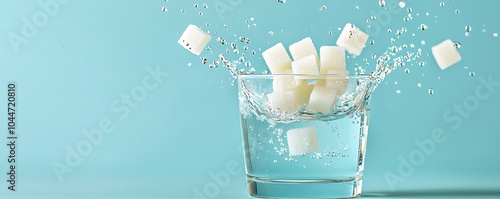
1,0,499,198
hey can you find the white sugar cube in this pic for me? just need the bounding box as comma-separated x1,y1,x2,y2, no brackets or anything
273,70,296,92
294,82,315,108
289,37,319,64
178,25,212,56
431,39,462,70
287,126,319,156
320,46,346,74
263,43,293,74
267,91,298,113
308,84,337,115
336,23,369,56
291,55,320,75
325,70,349,97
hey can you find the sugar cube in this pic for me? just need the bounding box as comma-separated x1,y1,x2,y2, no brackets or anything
431,39,462,70
262,43,293,74
320,46,346,73
336,23,369,56
294,82,315,108
267,91,298,113
325,70,349,97
289,37,320,64
307,84,337,115
178,25,212,56
273,70,296,92
291,55,320,75
286,126,319,156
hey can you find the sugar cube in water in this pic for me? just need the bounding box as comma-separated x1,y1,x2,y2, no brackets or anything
178,25,212,55
307,84,338,115
286,126,319,156
320,46,346,73
267,90,298,113
431,39,462,70
325,70,349,97
336,23,369,56
262,43,293,74
294,82,315,108
289,37,320,64
272,69,296,92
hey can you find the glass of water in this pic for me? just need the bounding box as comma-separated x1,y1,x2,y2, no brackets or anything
238,74,373,198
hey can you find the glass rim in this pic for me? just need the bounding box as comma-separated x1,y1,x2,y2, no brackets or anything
238,74,372,79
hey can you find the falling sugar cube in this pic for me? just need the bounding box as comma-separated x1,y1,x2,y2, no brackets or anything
267,91,299,113
286,126,319,156
289,37,320,64
336,23,369,56
307,84,337,115
291,55,320,75
294,82,315,108
431,39,462,70
178,25,212,56
320,46,346,74
273,69,296,92
262,43,293,74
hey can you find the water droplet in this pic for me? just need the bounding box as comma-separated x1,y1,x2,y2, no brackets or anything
379,0,386,7
439,2,445,6
453,42,461,48
162,7,167,12
399,1,406,8
428,89,434,94
269,31,274,35
465,25,472,32
420,24,428,30
319,6,326,11
469,72,475,76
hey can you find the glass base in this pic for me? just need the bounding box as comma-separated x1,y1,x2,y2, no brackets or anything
247,175,362,199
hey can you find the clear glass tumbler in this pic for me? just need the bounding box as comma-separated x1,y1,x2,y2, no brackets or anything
238,74,373,198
